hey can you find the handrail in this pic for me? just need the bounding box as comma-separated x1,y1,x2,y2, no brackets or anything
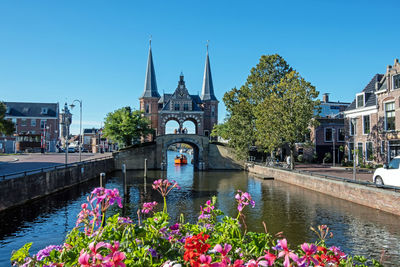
1,155,113,180
250,162,400,193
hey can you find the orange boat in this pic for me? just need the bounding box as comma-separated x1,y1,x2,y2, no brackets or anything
174,154,187,165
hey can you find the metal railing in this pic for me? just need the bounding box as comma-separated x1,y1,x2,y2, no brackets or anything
1,155,113,181
250,162,400,193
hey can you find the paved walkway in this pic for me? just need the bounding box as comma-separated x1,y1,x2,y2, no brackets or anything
0,153,112,177
294,163,374,183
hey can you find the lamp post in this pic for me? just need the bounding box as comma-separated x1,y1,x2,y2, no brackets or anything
60,103,72,165
70,100,82,162
352,118,358,181
332,128,336,167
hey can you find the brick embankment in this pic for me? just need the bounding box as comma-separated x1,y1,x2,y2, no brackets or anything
0,157,114,212
247,164,400,216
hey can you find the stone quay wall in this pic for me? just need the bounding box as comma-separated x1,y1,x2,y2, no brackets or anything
0,157,114,212
247,164,400,216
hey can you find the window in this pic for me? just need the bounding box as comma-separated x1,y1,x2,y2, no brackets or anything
40,119,47,129
41,108,48,114
5,107,10,114
363,115,370,134
325,128,333,142
350,119,356,136
357,142,363,160
366,142,373,161
21,119,27,126
348,142,354,161
385,102,395,131
381,140,386,155
174,104,180,111
145,104,149,114
356,94,364,108
12,118,16,123
211,106,215,116
388,158,400,169
31,119,36,127
338,128,345,141
394,74,400,90
22,107,29,113
183,103,189,111
204,130,209,137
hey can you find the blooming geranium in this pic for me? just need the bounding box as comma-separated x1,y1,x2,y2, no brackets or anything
297,243,318,266
235,190,255,213
183,232,211,266
276,239,298,267
142,201,158,214
35,245,63,261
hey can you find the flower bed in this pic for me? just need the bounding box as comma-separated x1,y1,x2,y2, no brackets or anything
11,179,382,266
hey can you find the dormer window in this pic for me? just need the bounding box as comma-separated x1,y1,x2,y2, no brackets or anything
394,74,400,90
22,107,29,113
5,106,10,114
356,93,365,108
41,107,48,114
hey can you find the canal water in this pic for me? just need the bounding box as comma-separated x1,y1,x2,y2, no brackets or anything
1,150,400,265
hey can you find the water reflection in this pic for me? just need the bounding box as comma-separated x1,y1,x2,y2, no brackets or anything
0,151,400,265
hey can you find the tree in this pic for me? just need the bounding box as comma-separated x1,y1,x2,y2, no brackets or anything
216,55,292,159
256,71,320,169
0,102,14,135
103,107,154,148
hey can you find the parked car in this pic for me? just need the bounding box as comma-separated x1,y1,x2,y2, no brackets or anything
373,156,400,186
68,147,76,153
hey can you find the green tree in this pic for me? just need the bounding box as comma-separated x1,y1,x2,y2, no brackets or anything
103,107,154,148
217,55,292,159
256,71,320,169
0,102,14,135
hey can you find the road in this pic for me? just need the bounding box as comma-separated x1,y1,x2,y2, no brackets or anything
0,152,112,177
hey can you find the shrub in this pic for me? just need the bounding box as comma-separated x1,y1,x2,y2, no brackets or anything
11,180,383,267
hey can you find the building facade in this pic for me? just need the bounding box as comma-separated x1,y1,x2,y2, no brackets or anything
306,94,350,162
139,44,218,138
344,59,400,165
1,102,59,153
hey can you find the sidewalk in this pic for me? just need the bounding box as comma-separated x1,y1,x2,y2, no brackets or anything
294,163,373,183
0,152,112,177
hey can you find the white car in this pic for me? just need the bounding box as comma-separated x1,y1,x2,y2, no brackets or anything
373,156,400,187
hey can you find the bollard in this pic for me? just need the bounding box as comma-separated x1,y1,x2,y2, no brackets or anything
144,158,147,177
122,164,127,196
100,172,105,187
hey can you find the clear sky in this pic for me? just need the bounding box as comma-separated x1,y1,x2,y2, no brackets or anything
1,0,399,134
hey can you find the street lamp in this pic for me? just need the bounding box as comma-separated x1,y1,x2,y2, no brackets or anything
60,103,72,165
352,118,358,181
332,128,336,167
70,100,83,162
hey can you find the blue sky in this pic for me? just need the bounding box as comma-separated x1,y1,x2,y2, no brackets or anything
1,0,399,134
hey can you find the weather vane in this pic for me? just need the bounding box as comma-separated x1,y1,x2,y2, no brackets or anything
206,40,209,51
149,34,152,46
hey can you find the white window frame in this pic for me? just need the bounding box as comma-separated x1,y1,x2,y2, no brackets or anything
381,140,385,155
384,101,395,131
356,92,365,108
357,142,364,162
349,119,356,136
31,119,36,127
21,119,27,126
41,107,48,114
362,115,370,135
40,119,47,129
348,142,354,161
324,127,333,142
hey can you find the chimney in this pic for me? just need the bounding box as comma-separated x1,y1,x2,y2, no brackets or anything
395,59,399,65
322,93,329,103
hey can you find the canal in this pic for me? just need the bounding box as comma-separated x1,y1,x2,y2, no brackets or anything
1,150,400,265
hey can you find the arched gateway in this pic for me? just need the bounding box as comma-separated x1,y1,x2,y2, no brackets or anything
139,43,219,139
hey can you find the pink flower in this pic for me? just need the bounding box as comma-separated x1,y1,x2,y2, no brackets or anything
277,239,298,267
235,190,255,212
152,179,180,197
142,201,158,214
78,250,91,267
264,251,277,266
89,241,107,262
214,243,232,257
298,243,318,266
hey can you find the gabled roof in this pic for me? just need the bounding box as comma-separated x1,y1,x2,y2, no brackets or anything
4,102,58,118
345,74,383,112
141,45,160,98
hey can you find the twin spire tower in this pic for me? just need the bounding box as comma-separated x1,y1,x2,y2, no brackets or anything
139,42,219,137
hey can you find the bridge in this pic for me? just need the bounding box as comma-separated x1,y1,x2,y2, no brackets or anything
114,134,243,171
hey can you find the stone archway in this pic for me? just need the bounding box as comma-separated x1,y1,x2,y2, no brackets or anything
159,113,203,135
163,138,203,170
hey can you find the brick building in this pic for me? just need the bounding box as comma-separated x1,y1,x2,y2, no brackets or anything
344,59,400,165
1,102,59,153
139,43,218,138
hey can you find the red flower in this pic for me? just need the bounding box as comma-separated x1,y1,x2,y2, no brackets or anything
183,232,211,266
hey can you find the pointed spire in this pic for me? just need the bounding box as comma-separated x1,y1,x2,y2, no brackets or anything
201,42,217,101
141,39,160,98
